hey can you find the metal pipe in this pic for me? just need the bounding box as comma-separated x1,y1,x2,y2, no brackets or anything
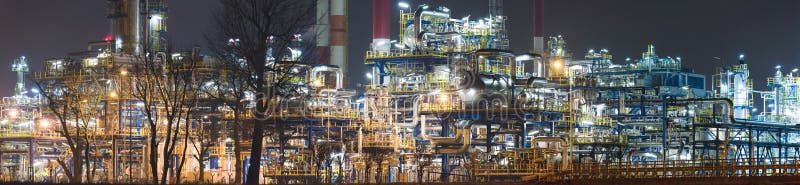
413,8,450,49
437,128,472,154
531,137,568,170
310,65,343,89
429,120,475,145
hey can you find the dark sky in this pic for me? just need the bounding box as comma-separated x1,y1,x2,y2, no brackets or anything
1,0,799,97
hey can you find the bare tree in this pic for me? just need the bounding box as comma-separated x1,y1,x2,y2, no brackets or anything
35,68,84,183
34,58,111,183
130,48,199,185
202,49,253,184
207,0,317,184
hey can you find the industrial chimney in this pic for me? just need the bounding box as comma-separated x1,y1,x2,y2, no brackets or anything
316,0,331,65
533,0,544,53
372,0,390,52
330,0,348,75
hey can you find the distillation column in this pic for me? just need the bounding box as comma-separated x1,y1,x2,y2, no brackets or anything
12,56,28,97
107,0,167,55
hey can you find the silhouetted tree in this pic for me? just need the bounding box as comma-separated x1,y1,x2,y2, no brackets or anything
130,47,199,185
207,0,316,184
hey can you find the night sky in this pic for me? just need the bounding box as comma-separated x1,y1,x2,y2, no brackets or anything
1,0,799,97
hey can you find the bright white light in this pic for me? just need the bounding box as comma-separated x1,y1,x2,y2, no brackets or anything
31,88,39,94
776,65,782,69
365,73,373,79
136,102,146,107
150,15,163,26
422,4,429,9
465,88,477,98
441,7,450,12
588,49,594,53
516,55,531,61
437,93,448,103
739,54,745,60
398,2,409,9
39,119,50,128
793,68,799,73
7,109,18,118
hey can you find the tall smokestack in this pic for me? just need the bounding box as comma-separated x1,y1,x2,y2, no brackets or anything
372,0,390,52
533,0,544,53
330,0,347,75
316,0,331,65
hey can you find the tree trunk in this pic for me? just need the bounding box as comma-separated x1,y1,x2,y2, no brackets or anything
233,108,243,184
176,122,191,184
71,145,83,183
150,130,159,184
198,153,205,183
246,86,268,185
245,119,264,185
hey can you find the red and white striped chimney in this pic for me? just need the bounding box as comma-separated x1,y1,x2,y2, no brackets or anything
533,0,544,53
372,0,391,52
330,0,347,74
316,0,330,65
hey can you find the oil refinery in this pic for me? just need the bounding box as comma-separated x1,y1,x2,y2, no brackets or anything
2,0,800,184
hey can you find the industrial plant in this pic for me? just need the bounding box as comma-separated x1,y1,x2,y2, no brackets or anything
2,0,800,184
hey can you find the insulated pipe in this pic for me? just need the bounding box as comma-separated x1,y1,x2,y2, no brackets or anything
316,0,331,65
429,128,463,145
310,65,343,89
531,137,568,170
372,0,390,52
330,0,347,75
437,128,472,154
626,151,664,162
413,8,450,49
419,32,462,49
414,96,426,139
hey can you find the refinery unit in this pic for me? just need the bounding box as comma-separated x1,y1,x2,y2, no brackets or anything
3,0,800,184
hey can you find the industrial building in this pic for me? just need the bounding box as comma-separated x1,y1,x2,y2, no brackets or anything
2,0,800,184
